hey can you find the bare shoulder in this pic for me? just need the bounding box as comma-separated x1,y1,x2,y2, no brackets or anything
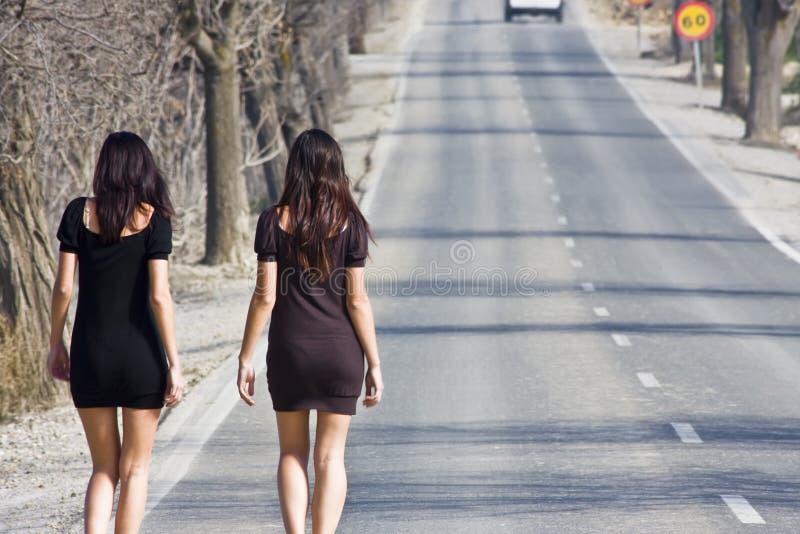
276,205,290,232
139,202,155,216
130,202,155,233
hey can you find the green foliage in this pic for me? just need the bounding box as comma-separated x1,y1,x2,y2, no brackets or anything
714,28,800,64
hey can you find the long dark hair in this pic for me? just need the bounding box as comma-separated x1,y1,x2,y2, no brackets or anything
92,131,174,244
277,128,373,278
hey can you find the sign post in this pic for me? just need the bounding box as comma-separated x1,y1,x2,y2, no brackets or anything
628,0,651,51
674,1,715,104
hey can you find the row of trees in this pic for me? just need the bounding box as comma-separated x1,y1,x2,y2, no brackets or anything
674,0,800,144
0,0,391,417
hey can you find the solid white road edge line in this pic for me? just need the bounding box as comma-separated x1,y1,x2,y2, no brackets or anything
144,337,268,516
579,5,800,267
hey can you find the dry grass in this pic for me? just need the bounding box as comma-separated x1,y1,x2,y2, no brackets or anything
0,319,67,421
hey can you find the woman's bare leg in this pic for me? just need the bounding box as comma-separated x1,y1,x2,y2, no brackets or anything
276,410,311,534
77,407,121,534
114,407,160,534
311,411,351,534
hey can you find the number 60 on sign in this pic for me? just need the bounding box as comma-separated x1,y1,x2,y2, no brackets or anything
674,1,715,41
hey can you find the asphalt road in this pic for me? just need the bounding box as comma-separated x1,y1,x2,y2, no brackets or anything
143,1,800,532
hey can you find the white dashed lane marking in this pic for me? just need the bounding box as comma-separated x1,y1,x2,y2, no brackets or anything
580,282,595,292
551,194,560,203
611,333,631,347
570,259,583,268
671,422,703,444
720,495,765,524
540,162,548,169
557,216,567,226
545,176,554,184
592,306,609,317
564,237,575,248
636,372,661,388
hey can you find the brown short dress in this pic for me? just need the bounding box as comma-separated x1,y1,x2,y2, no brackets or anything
254,206,368,415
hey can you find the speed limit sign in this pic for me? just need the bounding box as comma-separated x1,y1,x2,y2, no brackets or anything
674,1,715,41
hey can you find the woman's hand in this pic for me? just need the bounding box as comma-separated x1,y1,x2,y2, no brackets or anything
363,365,384,408
48,342,70,382
237,363,256,406
165,366,184,408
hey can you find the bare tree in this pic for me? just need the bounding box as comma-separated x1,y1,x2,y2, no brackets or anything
742,0,800,144
0,0,182,416
721,0,748,114
178,1,250,264
0,99,62,416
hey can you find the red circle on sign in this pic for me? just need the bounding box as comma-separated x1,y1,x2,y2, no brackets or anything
674,1,715,41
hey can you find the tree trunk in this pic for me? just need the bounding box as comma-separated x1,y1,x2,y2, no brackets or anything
673,0,688,63
348,0,368,54
721,0,748,114
179,0,249,264
702,29,718,80
0,104,63,418
742,0,800,144
203,60,249,264
244,81,287,205
292,33,333,133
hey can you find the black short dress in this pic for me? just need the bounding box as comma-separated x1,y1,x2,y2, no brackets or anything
57,197,172,409
254,206,368,415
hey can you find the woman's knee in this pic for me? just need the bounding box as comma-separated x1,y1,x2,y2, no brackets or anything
279,450,309,468
89,447,121,482
313,446,344,472
118,455,151,484
91,462,120,484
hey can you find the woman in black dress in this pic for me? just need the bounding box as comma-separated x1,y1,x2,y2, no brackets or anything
237,129,383,534
48,132,184,533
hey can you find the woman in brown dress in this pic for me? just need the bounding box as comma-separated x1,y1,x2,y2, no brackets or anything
237,128,383,534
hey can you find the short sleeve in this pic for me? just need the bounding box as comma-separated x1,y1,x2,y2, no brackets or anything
345,215,368,268
146,213,172,260
254,207,278,262
56,197,85,254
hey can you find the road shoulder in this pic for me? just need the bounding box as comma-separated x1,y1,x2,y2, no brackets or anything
573,0,800,262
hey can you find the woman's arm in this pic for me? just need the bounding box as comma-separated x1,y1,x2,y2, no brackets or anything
237,260,278,406
48,252,77,381
345,266,383,407
148,259,184,407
